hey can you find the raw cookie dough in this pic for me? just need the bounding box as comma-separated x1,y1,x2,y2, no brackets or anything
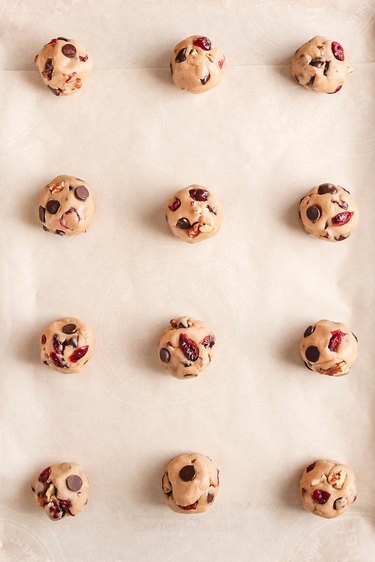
39,175,95,236
166,185,223,243
170,35,225,94
300,459,356,518
162,453,219,513
32,462,90,521
292,36,352,94
158,317,215,379
299,183,359,242
300,319,358,376
40,317,94,374
35,37,93,96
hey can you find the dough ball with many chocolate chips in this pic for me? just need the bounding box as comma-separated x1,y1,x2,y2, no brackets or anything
170,35,225,94
300,319,358,376
300,459,356,518
39,175,95,236
32,462,90,521
299,183,358,241
166,185,223,243
292,36,352,94
162,453,219,513
35,37,93,96
40,317,94,374
158,317,215,380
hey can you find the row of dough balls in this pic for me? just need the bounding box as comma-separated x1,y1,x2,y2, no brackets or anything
39,176,359,243
40,316,358,379
31,456,356,521
34,35,352,96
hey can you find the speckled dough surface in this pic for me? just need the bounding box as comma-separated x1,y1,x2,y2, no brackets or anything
35,37,93,96
158,317,215,379
292,36,352,94
32,462,90,521
300,459,356,518
39,175,95,236
300,319,358,376
40,317,94,374
162,453,220,513
299,183,359,242
170,35,225,94
166,185,223,243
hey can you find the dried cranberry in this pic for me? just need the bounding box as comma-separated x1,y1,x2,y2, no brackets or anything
58,498,72,515
168,198,181,212
69,346,89,363
49,504,64,520
218,59,224,69
306,462,316,473
49,352,67,369
41,334,47,345
38,466,51,483
79,55,88,62
329,85,342,94
189,188,209,201
207,493,215,503
311,489,331,504
52,334,63,354
331,41,344,61
179,500,199,510
201,335,215,348
328,330,344,352
331,211,353,226
175,48,187,63
193,37,212,51
42,59,54,81
179,334,199,362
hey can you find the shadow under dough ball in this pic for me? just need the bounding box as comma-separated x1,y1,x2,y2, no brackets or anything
299,183,359,241
300,319,358,376
162,453,220,513
35,37,93,96
292,36,352,94
170,35,225,94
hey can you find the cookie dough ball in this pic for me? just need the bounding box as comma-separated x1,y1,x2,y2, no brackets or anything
162,453,219,513
299,183,358,242
40,317,94,374
158,317,215,379
166,185,223,244
32,462,90,521
170,35,225,94
35,37,93,96
39,175,95,236
300,320,358,376
292,36,352,94
300,459,356,518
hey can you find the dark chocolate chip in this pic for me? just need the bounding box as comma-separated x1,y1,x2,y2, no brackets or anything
62,323,77,334
42,59,54,80
336,235,348,241
306,205,321,222
74,185,89,201
318,183,337,195
43,360,49,365
48,86,61,96
179,465,196,482
159,348,170,363
324,61,330,76
31,486,35,492
42,225,49,231
308,75,315,87
304,325,315,338
310,58,324,68
333,497,347,510
46,200,60,214
207,493,214,503
184,373,198,377
182,360,191,367
62,44,77,58
55,230,65,236
207,205,217,215
176,218,191,229
57,37,69,41
65,336,78,348
306,462,316,473
175,48,187,63
66,475,83,492
305,346,320,363
304,361,313,371
352,332,358,342
39,206,46,223
200,73,211,85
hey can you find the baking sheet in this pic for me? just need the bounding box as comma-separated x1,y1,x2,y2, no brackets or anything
1,1,375,561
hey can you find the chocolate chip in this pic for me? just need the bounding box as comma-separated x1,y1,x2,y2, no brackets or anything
301,487,307,496
62,44,77,58
304,325,315,338
31,486,35,492
42,59,54,80
179,465,196,482
65,336,78,348
66,475,83,491
62,323,77,334
207,493,214,503
336,235,348,241
57,37,69,41
55,230,65,236
333,497,347,510
306,205,321,222
42,225,49,231
352,332,358,342
310,58,324,68
159,348,170,363
175,48,187,63
304,361,313,371
308,75,315,87
324,61,330,76
74,185,89,201
176,218,191,229
306,462,316,473
318,183,337,195
39,206,46,223
305,346,320,363
41,334,47,345
207,205,217,215
200,73,211,85
48,86,61,96
46,200,60,214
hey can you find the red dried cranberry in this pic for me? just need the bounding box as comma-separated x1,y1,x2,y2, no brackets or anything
58,498,72,515
329,85,342,94
328,330,344,352
79,55,88,62
311,489,331,504
179,500,199,510
41,334,47,345
193,37,212,51
69,345,89,363
49,504,64,520
201,335,215,348
52,334,63,354
179,334,199,362
49,352,67,369
331,211,353,226
189,188,209,201
38,466,51,483
168,198,181,212
218,59,224,69
331,41,344,61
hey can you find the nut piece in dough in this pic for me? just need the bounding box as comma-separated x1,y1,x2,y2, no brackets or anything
300,459,356,518
32,462,90,521
162,453,219,513
300,320,358,376
35,37,93,96
166,185,223,244
299,183,358,242
292,36,352,94
170,35,225,94
39,175,95,236
40,317,94,374
158,317,215,380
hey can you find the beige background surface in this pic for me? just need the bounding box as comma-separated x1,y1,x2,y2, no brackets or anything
1,1,375,561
